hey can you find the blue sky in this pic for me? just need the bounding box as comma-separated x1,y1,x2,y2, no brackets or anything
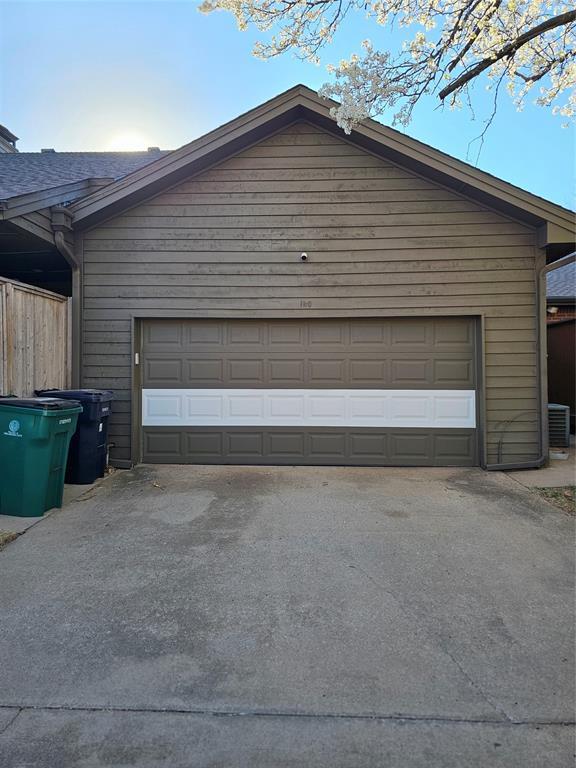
1,0,574,209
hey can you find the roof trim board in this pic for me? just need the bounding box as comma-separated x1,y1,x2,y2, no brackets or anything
3,211,55,245
69,85,575,244
0,177,113,220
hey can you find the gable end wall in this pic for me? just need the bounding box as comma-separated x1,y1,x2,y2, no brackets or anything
79,121,540,466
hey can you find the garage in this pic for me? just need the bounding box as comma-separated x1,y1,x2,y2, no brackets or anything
140,317,478,466
68,88,576,469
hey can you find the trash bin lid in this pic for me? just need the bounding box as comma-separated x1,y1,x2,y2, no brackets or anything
0,397,81,410
35,389,113,403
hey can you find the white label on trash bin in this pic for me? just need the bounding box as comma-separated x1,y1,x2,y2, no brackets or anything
99,422,103,432
59,418,72,425
3,419,22,438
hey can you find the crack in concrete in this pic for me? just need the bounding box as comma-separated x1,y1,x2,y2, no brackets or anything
0,708,22,736
348,562,515,723
0,704,572,728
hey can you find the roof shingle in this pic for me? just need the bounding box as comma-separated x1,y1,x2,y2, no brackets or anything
0,150,171,199
547,261,576,299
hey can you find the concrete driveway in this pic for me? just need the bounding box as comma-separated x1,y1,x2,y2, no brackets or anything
0,465,573,767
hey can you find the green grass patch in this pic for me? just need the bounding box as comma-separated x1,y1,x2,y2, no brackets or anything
534,486,576,515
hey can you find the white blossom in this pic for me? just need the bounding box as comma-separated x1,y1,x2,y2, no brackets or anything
199,0,576,129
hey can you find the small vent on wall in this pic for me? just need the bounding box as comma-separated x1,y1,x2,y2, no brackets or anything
548,403,570,448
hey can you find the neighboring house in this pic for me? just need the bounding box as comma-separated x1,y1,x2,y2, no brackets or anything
1,85,574,470
547,261,576,323
0,147,169,294
0,124,18,153
547,261,576,431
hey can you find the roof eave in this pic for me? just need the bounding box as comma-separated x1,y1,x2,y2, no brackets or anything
547,296,576,304
537,223,576,262
0,177,114,220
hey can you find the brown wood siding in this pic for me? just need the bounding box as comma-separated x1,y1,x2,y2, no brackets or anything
80,121,539,465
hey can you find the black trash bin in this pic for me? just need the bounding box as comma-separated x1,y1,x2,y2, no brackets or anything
35,389,113,484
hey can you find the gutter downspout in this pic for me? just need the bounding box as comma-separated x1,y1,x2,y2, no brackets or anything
51,206,81,388
53,230,77,269
485,250,575,471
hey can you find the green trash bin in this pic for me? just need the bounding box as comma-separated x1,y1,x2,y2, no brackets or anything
0,397,82,517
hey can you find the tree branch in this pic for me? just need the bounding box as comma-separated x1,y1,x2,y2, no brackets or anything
439,9,576,100
517,61,555,83
446,0,502,74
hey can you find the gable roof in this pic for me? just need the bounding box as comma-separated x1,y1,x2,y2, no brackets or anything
547,261,576,300
66,84,575,253
0,150,170,200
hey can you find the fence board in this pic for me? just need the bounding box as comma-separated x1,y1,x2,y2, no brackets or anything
0,277,71,396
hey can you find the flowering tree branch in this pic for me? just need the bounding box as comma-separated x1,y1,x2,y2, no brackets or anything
199,0,576,132
439,9,576,99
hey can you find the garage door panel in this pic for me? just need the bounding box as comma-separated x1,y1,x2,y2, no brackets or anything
142,318,476,354
185,431,223,456
349,359,388,384
269,359,306,384
390,359,430,386
350,432,387,456
142,388,476,428
141,318,478,466
186,393,223,421
268,432,305,456
390,320,431,347
144,359,183,386
308,359,347,384
144,321,183,347
228,359,265,384
144,352,476,389
433,358,474,387
350,321,389,345
309,432,347,457
142,427,477,465
269,394,305,419
269,322,305,345
188,359,223,384
434,433,475,462
144,431,182,460
228,432,263,456
228,322,265,345
309,322,346,346
188,321,223,345
433,318,475,347
390,432,431,461
144,392,182,421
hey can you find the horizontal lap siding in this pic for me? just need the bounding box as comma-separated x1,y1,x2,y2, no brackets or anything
81,121,539,464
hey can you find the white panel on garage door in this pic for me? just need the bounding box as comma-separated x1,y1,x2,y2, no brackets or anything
142,388,476,428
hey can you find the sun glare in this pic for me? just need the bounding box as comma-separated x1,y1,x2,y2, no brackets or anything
106,132,151,151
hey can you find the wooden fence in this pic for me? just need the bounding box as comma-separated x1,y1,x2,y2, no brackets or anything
0,277,71,396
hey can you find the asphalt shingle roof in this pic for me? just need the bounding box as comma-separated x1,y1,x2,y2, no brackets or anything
547,261,576,299
0,150,171,199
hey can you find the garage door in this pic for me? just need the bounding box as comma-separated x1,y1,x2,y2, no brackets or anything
140,318,478,466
